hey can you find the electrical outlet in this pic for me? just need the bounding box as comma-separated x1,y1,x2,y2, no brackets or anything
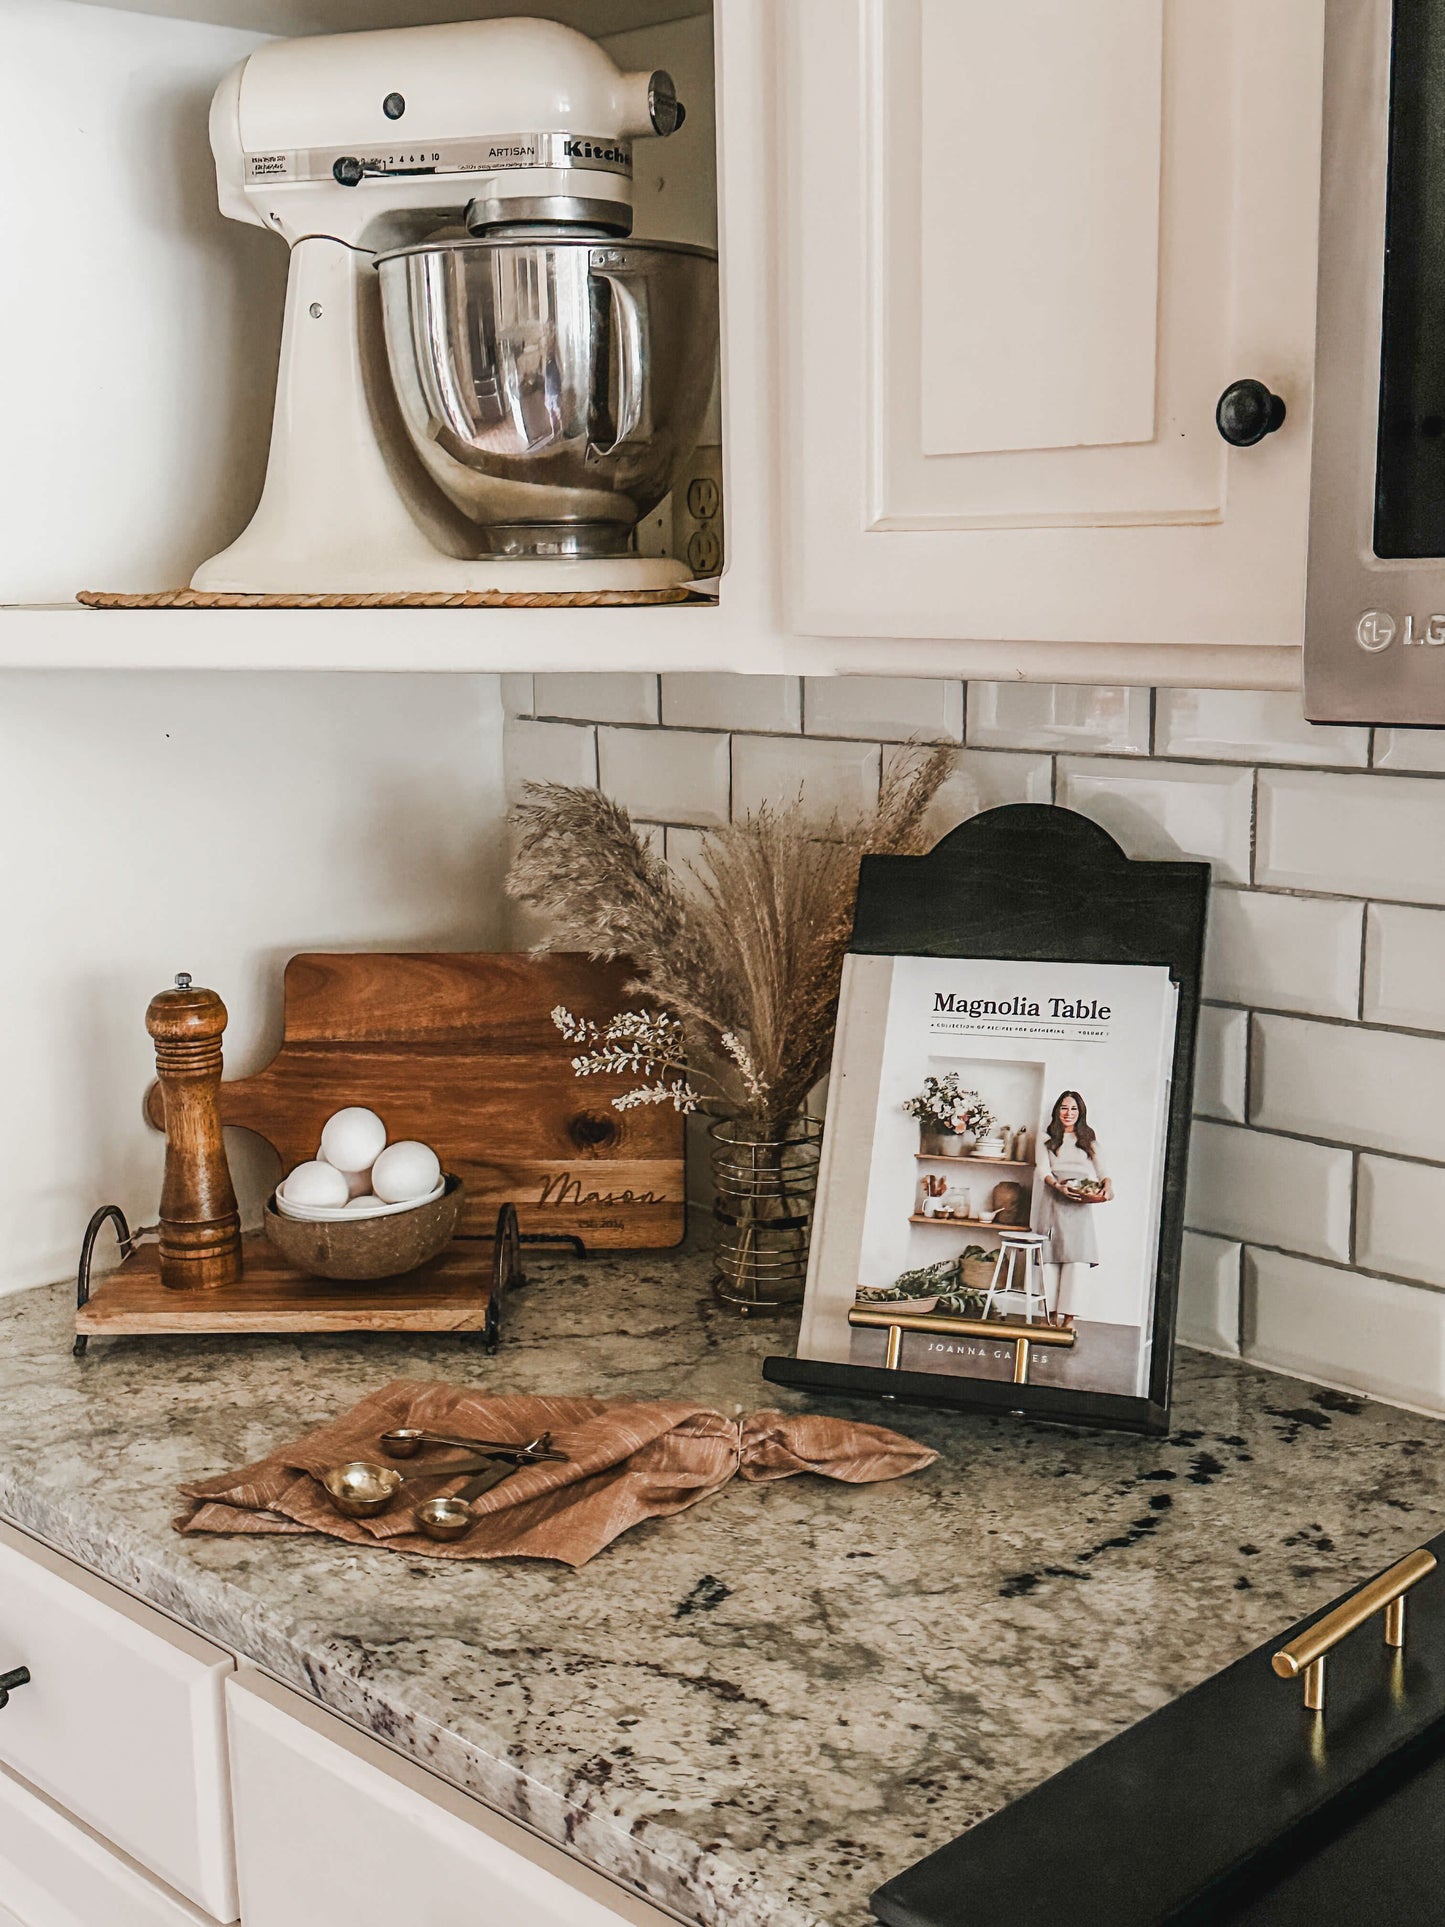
672,444,724,583
686,475,721,522
686,525,723,574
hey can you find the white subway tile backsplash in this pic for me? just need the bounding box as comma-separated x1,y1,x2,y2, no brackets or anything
1256,769,1445,903
967,682,1150,755
803,677,963,743
1195,1006,1248,1122
505,718,596,797
732,734,881,817
1203,889,1362,1018
500,674,534,718
1154,689,1369,767
598,726,729,825
535,674,659,726
880,745,1044,842
1244,1248,1445,1414
1177,1233,1242,1355
1251,1013,1445,1158
1185,1120,1352,1262
1356,1155,1445,1288
879,750,980,845
955,750,1052,813
661,674,801,734
664,825,708,892
1056,758,1253,883
1363,903,1445,1032
1372,729,1445,774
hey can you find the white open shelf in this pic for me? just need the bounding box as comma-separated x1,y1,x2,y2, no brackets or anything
4,0,737,677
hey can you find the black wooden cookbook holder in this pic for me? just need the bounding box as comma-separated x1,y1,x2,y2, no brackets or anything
763,804,1209,1436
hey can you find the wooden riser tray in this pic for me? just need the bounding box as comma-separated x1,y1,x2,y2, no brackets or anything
77,1233,498,1344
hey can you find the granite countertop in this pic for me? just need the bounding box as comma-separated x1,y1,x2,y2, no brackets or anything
2,1248,1444,1927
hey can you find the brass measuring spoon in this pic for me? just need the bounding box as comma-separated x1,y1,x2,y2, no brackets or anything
415,1460,519,1542
321,1454,519,1520
380,1426,565,1463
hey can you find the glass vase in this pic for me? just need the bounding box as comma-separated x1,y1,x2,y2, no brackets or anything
708,1116,824,1314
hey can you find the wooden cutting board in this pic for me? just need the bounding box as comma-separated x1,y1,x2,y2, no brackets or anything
145,953,685,1251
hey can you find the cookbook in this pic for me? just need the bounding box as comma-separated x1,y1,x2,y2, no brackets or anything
796,955,1179,1400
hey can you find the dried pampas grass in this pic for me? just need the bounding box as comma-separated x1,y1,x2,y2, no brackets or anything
506,746,967,1128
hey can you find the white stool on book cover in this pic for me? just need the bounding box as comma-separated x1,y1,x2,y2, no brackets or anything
982,1231,1051,1325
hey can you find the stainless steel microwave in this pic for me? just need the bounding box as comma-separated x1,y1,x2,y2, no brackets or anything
1306,0,1445,723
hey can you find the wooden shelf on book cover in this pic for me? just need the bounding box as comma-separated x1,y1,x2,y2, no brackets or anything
77,1233,496,1338
907,1215,1020,1230
913,1152,1032,1166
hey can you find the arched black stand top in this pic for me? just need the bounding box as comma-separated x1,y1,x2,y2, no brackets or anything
851,803,1207,976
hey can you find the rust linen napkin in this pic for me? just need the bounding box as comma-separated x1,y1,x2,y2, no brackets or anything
175,1379,936,1567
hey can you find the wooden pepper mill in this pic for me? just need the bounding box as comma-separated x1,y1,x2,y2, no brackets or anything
147,974,242,1290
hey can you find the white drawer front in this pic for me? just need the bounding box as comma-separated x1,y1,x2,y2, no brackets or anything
228,1673,672,1927
0,1760,218,1927
0,1523,236,1921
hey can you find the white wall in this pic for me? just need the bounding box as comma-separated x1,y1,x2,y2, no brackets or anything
2,0,285,600
0,670,506,1295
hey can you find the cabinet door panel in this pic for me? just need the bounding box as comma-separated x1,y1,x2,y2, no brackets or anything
784,0,1325,646
0,1522,236,1921
227,1673,669,1927
918,0,1163,460
0,1763,215,1927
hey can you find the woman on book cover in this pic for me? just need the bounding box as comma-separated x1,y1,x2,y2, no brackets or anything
1035,1090,1114,1328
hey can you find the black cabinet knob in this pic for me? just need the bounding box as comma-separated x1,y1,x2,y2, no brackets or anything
0,1667,31,1710
1216,379,1286,447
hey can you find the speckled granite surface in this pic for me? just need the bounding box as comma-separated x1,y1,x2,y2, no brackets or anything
2,1248,1444,1927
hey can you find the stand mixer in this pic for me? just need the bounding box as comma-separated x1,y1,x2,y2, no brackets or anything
193,18,719,596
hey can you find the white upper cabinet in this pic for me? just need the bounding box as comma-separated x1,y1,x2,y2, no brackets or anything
783,0,1327,649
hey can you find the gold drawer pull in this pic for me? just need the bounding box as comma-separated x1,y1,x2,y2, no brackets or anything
1272,1547,1437,1713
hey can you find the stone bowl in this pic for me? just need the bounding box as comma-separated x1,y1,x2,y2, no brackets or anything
263,1175,465,1282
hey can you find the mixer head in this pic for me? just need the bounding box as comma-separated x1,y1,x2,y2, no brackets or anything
210,17,686,247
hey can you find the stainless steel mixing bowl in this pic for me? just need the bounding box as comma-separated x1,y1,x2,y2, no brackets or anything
375,234,719,558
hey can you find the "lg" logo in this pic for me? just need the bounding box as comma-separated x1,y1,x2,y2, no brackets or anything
1356,611,1396,652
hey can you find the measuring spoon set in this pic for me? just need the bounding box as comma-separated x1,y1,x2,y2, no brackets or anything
320,1429,567,1542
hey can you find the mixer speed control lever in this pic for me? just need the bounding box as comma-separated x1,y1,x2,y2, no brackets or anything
333,157,366,187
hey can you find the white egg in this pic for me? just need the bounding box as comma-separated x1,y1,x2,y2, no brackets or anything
281,1160,351,1208
344,1194,384,1211
345,1168,374,1199
370,1140,441,1204
319,1107,388,1175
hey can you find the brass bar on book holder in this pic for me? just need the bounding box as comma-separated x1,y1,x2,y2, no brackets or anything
1271,1547,1437,1715
848,1307,1075,1385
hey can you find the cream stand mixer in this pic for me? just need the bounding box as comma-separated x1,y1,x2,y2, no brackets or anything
193,18,718,596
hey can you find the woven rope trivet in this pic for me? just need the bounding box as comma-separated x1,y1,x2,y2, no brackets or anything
77,586,699,610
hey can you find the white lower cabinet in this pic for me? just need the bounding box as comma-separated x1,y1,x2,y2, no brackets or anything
0,1520,678,1927
0,1762,218,1927
227,1671,677,1927
0,1524,237,1922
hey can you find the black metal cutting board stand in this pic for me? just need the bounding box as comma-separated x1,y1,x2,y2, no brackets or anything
763,804,1209,1437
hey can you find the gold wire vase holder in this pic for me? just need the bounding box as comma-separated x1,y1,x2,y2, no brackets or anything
709,1116,823,1314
